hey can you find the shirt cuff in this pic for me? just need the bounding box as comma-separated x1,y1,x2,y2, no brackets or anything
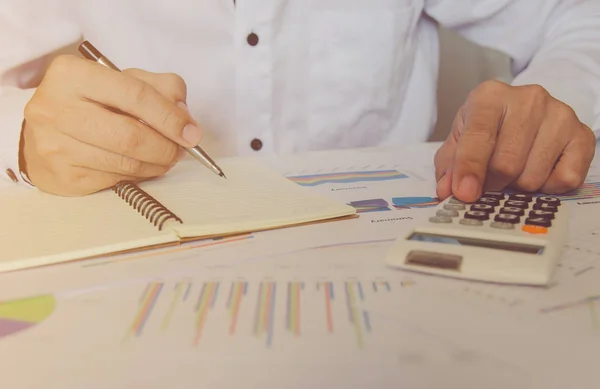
0,87,36,187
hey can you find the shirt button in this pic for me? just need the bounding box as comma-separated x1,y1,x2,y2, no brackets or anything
250,138,263,151
5,168,18,183
247,33,259,46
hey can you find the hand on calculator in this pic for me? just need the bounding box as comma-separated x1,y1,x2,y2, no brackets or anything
433,80,596,203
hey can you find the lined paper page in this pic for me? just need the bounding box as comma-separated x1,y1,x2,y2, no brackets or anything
138,158,356,238
1,188,177,272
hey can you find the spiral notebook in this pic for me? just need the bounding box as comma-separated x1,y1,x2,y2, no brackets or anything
1,158,356,272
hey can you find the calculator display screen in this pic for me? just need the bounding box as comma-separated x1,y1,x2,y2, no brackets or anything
408,233,544,255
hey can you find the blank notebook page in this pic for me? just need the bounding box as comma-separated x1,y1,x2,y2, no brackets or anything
138,158,356,237
0,188,177,272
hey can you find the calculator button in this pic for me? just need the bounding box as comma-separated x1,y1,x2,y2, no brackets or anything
483,191,505,199
504,200,528,209
470,204,495,213
500,206,524,216
529,210,555,220
429,216,452,223
443,203,466,211
437,209,459,218
448,197,464,205
494,213,520,224
525,217,552,227
476,197,500,206
460,219,483,226
536,196,561,206
533,202,558,212
508,193,532,202
522,225,549,234
491,221,515,230
464,210,489,221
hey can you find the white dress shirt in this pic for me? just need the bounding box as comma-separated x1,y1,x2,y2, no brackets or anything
2,0,600,187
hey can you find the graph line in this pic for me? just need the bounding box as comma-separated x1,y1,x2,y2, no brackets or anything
125,282,164,341
254,281,276,347
317,282,335,333
193,282,219,345
540,294,600,313
286,282,303,336
160,282,185,331
227,281,247,335
372,281,391,292
345,282,365,348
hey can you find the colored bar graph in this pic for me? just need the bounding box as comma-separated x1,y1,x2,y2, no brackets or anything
160,282,185,331
345,282,365,348
226,281,248,335
253,281,277,347
317,282,335,333
286,282,304,336
126,282,164,340
183,283,192,301
288,170,408,186
193,282,220,345
372,281,391,293
400,280,415,287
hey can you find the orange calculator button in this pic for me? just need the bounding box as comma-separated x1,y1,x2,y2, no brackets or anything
522,225,548,234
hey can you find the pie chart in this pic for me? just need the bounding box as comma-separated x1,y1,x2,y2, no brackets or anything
0,295,55,340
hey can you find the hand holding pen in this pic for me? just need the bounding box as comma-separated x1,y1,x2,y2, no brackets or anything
19,40,225,197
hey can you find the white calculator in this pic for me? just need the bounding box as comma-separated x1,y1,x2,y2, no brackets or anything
385,191,569,285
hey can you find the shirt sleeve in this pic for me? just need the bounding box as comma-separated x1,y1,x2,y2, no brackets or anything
425,0,600,137
0,1,81,187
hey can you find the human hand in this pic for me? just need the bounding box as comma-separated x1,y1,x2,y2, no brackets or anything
20,55,201,196
434,80,596,203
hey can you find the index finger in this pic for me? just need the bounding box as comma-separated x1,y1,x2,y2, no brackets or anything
452,96,505,202
66,57,201,148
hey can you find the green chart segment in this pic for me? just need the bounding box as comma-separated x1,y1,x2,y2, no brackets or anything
0,295,55,339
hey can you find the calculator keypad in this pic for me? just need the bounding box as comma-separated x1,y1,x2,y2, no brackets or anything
429,191,562,234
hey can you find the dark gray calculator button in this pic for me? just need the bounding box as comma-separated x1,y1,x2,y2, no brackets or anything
476,197,500,206
437,209,459,218
444,203,466,211
505,200,528,209
470,204,494,213
429,216,452,223
500,206,524,216
525,217,551,227
483,191,505,199
529,210,555,220
536,196,561,206
464,211,489,221
460,219,483,226
494,213,520,224
508,193,532,202
533,202,558,212
491,221,515,230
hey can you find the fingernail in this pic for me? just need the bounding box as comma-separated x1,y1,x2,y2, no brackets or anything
458,174,481,199
182,123,202,146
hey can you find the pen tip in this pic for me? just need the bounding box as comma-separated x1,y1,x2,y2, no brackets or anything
220,172,227,179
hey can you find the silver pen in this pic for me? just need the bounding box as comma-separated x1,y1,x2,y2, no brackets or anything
78,40,226,179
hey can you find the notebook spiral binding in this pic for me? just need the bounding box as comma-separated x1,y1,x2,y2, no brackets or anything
113,181,183,231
